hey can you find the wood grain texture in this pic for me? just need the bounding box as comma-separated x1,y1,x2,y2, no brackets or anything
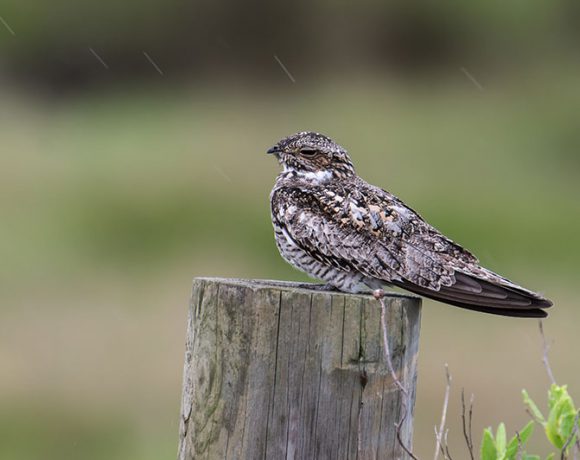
177,278,421,460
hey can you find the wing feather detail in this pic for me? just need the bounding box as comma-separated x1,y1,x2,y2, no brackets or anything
271,180,552,317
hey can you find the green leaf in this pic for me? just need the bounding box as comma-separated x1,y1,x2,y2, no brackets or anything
522,456,540,460
506,436,518,459
519,420,535,445
548,384,566,411
506,421,535,459
523,389,546,425
496,423,507,457
545,385,576,449
558,407,578,445
481,427,498,460
545,454,555,460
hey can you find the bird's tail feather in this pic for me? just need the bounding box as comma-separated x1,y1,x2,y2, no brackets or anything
392,272,552,318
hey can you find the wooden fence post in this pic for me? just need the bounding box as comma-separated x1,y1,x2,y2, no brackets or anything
177,278,421,460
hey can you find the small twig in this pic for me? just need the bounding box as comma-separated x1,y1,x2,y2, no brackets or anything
515,431,523,460
435,428,454,460
539,320,557,385
461,389,475,460
469,393,474,451
561,411,580,460
434,364,452,460
435,427,447,459
438,444,447,459
374,289,418,460
526,407,544,425
437,434,447,459
434,428,445,458
443,429,454,460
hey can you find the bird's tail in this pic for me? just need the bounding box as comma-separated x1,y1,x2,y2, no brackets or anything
392,270,553,318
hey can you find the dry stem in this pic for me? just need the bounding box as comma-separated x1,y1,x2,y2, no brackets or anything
539,320,556,385
374,289,419,460
561,411,580,460
434,364,452,460
461,389,475,460
515,430,523,460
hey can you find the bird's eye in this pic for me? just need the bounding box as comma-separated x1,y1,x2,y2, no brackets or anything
299,147,317,156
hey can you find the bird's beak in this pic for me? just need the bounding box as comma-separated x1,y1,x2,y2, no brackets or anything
267,145,281,155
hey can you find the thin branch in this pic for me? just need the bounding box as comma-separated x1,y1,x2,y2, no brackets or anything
374,289,419,460
435,429,445,458
434,364,452,460
435,428,448,460
561,411,580,460
526,407,544,425
461,389,475,460
539,320,557,385
469,393,474,451
434,428,454,460
515,431,523,460
434,428,445,458
443,429,454,460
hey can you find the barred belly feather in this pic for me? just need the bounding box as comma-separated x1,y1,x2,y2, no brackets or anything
272,223,377,293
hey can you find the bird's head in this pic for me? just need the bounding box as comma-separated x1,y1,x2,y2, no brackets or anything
267,131,355,181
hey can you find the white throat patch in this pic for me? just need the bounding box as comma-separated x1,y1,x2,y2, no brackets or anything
294,169,333,183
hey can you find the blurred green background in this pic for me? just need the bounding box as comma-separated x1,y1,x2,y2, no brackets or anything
1,1,579,459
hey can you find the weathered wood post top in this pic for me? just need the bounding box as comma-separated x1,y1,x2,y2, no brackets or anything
177,277,422,460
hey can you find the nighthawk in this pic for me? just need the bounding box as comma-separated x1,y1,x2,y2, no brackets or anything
268,131,553,317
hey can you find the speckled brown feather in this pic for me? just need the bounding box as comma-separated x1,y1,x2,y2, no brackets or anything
268,132,553,317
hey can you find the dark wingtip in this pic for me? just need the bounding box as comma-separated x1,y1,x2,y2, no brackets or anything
449,304,549,318
523,308,549,318
446,303,548,318
533,297,553,309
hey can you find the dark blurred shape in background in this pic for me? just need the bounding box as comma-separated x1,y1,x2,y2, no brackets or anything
1,1,579,459
1,0,579,91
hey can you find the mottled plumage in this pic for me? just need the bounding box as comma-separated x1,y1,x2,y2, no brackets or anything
268,131,553,317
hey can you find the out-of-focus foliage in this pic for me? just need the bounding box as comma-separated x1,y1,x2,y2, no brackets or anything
480,421,535,460
523,384,579,454
1,77,579,460
1,0,579,88
1,1,579,459
479,384,579,460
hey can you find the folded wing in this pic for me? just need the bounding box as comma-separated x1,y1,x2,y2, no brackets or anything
273,183,552,318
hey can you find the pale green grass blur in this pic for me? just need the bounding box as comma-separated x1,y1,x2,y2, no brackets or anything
1,70,579,459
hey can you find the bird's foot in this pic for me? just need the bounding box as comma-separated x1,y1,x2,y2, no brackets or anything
372,289,386,300
317,283,342,292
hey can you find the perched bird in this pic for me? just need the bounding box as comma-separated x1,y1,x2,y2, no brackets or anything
268,131,553,318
